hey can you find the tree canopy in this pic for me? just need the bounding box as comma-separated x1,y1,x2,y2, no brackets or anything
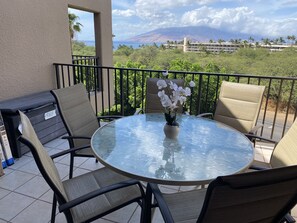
68,13,83,40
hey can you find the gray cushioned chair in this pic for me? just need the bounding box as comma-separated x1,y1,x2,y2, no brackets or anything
199,81,265,135
141,77,185,114
51,83,122,178
147,165,297,223
18,111,145,223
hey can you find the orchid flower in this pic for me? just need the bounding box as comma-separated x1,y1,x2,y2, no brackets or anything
157,76,196,126
157,79,167,89
162,70,169,77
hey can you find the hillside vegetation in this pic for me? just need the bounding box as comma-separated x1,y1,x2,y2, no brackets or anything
113,44,297,77
72,41,297,77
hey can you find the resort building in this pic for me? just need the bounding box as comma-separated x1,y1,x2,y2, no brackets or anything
164,37,295,53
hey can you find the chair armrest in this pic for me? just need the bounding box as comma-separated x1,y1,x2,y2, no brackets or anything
50,144,90,160
59,179,144,213
97,115,123,121
197,113,213,119
134,108,143,115
244,134,277,144
62,135,91,140
283,213,296,223
148,183,175,223
248,124,264,135
97,115,123,127
248,165,271,171
61,135,91,148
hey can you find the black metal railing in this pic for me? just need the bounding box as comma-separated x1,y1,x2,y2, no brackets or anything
53,62,297,141
72,55,99,66
70,56,102,91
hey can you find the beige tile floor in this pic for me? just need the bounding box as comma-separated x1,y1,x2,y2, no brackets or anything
0,138,296,223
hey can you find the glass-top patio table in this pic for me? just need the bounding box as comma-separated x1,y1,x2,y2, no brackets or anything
91,113,254,186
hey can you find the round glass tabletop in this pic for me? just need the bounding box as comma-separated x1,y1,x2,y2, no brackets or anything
91,114,254,185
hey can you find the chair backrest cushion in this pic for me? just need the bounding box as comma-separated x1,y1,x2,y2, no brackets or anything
145,78,184,114
51,83,99,147
19,111,67,199
271,118,297,167
214,81,265,133
198,165,297,223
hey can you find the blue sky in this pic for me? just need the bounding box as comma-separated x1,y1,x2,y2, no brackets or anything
69,0,297,41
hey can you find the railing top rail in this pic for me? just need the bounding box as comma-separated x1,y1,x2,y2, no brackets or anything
71,57,98,62
72,55,98,58
53,63,297,81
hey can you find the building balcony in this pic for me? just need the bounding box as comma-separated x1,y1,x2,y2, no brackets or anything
0,61,297,222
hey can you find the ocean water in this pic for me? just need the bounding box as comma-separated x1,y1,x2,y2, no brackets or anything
83,40,162,50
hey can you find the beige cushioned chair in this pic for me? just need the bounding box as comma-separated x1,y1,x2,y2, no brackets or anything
144,78,184,113
250,117,297,169
51,83,121,178
148,165,297,223
200,81,265,134
18,111,144,223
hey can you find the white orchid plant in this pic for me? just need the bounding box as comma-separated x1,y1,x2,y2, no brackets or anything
157,71,195,126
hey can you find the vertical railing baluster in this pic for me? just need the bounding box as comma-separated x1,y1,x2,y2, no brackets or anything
213,75,220,112
271,79,283,139
196,74,203,114
141,70,145,112
134,70,137,109
107,68,111,114
61,65,65,88
55,64,60,89
189,73,194,114
282,80,295,137
126,69,129,114
205,75,210,113
94,66,98,115
86,66,90,99
120,69,124,115
68,65,72,87
261,78,272,137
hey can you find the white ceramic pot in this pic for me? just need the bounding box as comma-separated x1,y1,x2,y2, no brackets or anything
163,123,180,139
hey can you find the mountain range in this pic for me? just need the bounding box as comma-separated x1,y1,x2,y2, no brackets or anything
126,26,262,43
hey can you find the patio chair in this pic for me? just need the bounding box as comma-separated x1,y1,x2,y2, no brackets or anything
18,111,145,223
199,81,265,135
147,165,297,223
136,77,184,114
51,83,122,178
248,117,297,169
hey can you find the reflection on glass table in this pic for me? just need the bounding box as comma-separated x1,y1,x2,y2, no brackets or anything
91,114,254,186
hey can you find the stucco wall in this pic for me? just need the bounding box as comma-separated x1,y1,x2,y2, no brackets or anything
0,0,113,101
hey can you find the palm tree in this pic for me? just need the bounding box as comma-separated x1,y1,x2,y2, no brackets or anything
68,13,83,40
262,38,271,45
291,35,296,45
242,40,248,48
218,39,225,44
287,36,291,43
279,37,285,44
248,36,254,43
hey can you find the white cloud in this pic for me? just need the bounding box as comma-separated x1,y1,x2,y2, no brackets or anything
181,6,297,37
73,0,297,40
113,9,135,17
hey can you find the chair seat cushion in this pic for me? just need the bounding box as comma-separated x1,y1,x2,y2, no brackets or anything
63,167,142,223
250,160,272,169
163,188,206,223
